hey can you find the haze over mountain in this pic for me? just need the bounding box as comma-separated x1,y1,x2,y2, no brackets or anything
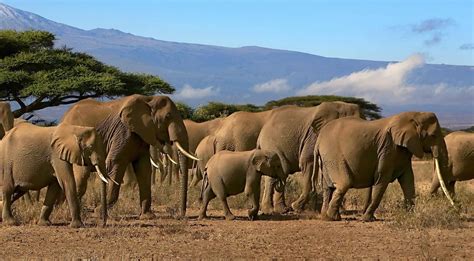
1,3,472,128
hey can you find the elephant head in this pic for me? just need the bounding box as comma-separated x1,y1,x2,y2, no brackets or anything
0,102,14,139
51,124,109,184
389,112,455,205
252,150,287,192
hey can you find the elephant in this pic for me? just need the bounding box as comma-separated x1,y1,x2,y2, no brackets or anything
61,94,196,220
257,102,363,214
198,149,287,221
161,118,225,186
195,135,217,180
190,109,284,186
185,118,225,153
430,131,474,196
314,112,454,222
0,122,109,227
0,102,27,139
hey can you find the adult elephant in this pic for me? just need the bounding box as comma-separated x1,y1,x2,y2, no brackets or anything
315,112,454,221
430,131,474,197
0,102,27,139
0,122,109,227
61,94,195,219
258,102,362,214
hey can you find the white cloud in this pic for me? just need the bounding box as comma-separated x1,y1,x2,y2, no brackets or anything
175,84,218,99
253,78,291,93
298,54,423,104
297,54,474,105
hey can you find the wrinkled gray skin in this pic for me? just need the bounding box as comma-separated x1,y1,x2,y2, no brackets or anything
315,112,452,222
61,95,190,220
430,131,474,196
199,149,287,220
0,123,107,228
258,102,362,214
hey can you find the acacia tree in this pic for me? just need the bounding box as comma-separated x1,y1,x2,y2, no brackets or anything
264,95,382,120
192,102,262,122
0,30,173,117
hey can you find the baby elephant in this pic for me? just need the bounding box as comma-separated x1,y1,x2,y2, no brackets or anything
198,149,286,221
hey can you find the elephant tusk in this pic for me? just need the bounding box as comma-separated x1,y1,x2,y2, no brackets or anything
94,165,119,186
94,165,108,184
434,158,455,206
150,158,160,169
167,154,178,165
175,141,201,161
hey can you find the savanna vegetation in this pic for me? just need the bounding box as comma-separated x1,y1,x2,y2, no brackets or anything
0,30,173,117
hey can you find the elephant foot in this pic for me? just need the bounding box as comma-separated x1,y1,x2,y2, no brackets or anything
37,219,52,226
139,211,156,220
322,211,341,221
261,204,274,215
274,203,291,214
225,214,235,221
362,213,376,222
69,219,84,228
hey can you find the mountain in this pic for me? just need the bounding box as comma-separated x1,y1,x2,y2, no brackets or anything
1,3,473,128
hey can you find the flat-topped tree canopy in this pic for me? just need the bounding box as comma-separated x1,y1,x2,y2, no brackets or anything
0,30,174,117
264,95,382,120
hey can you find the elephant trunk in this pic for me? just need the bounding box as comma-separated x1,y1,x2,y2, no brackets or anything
168,120,191,217
431,142,455,206
178,151,188,217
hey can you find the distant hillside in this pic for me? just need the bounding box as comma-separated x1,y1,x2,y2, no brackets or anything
1,3,473,128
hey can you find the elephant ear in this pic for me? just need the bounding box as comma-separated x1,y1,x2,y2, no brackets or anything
389,116,424,159
120,96,158,146
51,124,89,165
251,151,269,172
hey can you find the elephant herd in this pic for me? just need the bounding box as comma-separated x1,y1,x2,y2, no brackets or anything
0,95,472,227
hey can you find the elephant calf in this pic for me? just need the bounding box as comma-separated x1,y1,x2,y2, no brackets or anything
0,122,110,228
199,149,286,221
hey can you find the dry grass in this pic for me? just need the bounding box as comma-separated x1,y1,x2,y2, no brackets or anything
4,161,473,230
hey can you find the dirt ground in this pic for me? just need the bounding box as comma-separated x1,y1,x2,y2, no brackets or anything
0,161,473,259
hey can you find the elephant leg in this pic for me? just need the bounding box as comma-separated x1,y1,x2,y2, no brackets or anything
245,175,261,220
133,156,155,220
323,187,348,221
291,166,313,212
361,187,372,214
103,163,127,210
2,186,17,225
220,197,235,221
74,165,91,200
362,182,389,222
398,171,415,211
38,181,61,226
273,184,290,214
21,191,33,204
52,159,83,228
447,181,456,197
429,173,441,195
198,184,215,220
261,176,274,215
321,186,334,216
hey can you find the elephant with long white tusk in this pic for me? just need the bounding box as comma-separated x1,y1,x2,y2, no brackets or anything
315,111,455,222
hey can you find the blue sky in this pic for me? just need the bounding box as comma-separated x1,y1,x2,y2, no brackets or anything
3,0,473,65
